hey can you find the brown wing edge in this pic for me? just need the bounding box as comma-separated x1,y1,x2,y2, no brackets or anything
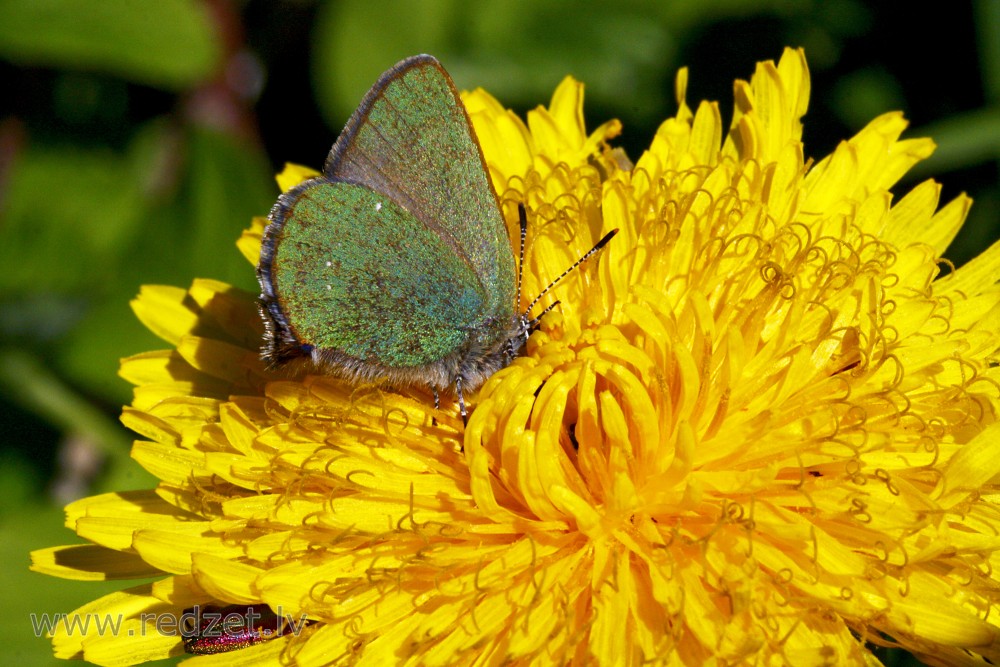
256,176,330,368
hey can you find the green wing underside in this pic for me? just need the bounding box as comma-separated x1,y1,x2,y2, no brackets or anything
272,182,485,367
325,56,515,320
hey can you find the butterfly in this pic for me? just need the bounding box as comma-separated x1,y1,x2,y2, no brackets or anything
257,55,614,420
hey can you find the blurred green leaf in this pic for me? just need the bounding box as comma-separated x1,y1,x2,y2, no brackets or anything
0,348,131,459
312,0,674,129
179,128,274,291
51,126,274,402
0,122,164,386
0,452,40,506
1,142,140,293
976,0,1000,101
0,120,273,403
911,106,1000,176
830,66,906,130
0,123,168,296
310,0,881,148
52,287,160,404
0,0,220,90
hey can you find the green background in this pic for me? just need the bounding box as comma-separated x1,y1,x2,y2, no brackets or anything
2,1,997,665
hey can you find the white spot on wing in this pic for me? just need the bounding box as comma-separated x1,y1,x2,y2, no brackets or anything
375,202,382,212
325,260,332,267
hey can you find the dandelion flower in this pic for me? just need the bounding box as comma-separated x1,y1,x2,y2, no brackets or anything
33,48,1000,665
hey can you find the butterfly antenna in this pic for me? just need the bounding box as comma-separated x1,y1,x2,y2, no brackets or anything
525,228,619,316
526,299,561,329
516,203,528,310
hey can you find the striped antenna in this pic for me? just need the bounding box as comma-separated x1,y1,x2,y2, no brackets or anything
515,203,528,312
525,227,619,316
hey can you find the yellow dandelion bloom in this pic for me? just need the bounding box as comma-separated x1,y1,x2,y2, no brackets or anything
32,48,1000,665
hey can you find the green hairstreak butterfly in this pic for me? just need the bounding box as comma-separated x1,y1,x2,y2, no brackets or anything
257,55,614,419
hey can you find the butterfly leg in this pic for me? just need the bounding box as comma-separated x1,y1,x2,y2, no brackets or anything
433,387,440,410
455,375,468,425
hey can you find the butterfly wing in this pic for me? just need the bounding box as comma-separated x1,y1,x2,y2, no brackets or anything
323,55,516,323
260,180,486,374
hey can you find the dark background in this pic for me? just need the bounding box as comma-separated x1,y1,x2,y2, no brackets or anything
2,1,997,664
